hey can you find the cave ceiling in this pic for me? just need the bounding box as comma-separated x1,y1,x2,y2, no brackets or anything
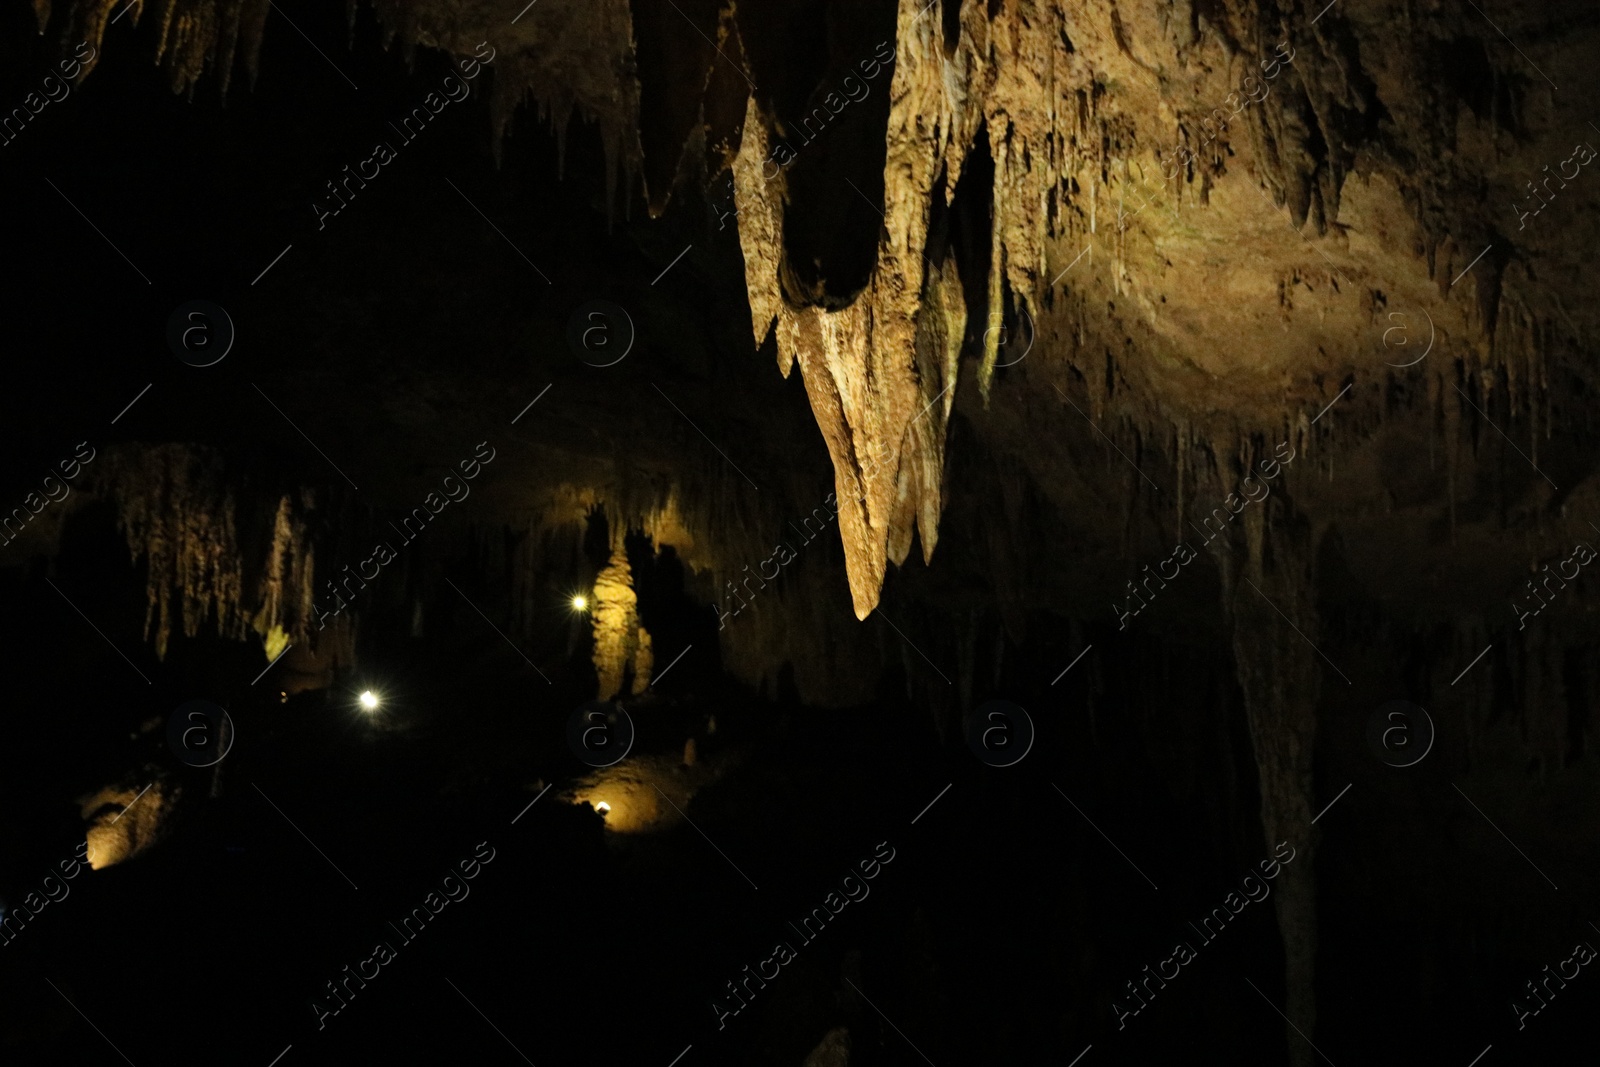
11,0,1600,644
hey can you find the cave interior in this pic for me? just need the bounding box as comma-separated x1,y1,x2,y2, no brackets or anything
1,0,1599,1064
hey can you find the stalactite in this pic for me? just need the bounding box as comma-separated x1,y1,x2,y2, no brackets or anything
729,0,982,619
99,444,243,660
890,251,968,568
475,0,644,224
61,0,646,221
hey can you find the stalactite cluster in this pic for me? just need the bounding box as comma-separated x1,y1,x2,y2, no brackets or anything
92,444,318,660
360,0,644,219
53,0,269,95
100,443,244,660
53,0,1593,625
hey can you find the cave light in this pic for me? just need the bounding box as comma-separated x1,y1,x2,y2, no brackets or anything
359,690,380,711
571,594,589,612
595,801,611,815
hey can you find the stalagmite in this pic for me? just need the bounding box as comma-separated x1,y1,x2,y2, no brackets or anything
590,544,648,700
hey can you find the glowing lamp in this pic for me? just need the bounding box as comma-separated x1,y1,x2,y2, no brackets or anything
595,801,611,815
359,690,380,711
572,595,589,612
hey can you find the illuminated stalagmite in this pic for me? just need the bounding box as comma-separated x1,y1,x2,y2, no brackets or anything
590,545,651,700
